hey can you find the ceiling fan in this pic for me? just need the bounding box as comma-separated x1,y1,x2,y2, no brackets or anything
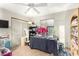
17,3,47,14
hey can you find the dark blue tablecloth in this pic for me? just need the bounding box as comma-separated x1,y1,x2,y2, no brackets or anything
30,36,58,56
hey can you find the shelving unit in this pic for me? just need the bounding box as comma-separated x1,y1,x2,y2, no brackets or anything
70,8,79,56
29,26,37,40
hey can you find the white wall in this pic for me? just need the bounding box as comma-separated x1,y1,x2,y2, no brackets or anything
0,8,31,35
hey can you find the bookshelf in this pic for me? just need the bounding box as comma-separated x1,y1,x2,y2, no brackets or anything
70,8,79,56
29,26,37,40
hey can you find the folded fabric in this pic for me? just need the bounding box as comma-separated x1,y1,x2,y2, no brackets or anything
36,26,48,34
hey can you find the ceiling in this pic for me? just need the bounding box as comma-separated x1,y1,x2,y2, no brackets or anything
0,3,79,17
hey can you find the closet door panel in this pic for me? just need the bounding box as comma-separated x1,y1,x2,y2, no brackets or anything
11,19,22,47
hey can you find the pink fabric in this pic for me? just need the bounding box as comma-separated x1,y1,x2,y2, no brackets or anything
36,26,48,34
2,52,12,56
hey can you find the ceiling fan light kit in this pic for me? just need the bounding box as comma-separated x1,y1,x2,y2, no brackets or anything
23,3,47,14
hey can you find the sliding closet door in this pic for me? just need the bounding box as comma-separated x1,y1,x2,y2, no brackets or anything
11,18,28,48
11,19,23,47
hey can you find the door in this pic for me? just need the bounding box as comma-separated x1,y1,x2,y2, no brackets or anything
11,19,22,47
59,25,65,47
11,18,28,47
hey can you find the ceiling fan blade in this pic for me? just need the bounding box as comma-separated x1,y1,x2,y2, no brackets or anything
25,7,31,14
33,7,40,14
16,3,47,7
34,3,47,7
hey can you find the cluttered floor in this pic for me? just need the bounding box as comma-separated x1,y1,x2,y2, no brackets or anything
12,46,50,56
0,45,71,56
0,43,71,56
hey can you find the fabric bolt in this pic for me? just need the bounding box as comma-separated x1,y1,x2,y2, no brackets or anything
36,26,48,35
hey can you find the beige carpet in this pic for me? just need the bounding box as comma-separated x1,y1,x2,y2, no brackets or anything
12,46,50,56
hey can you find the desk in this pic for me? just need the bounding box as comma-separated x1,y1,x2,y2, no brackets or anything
30,36,58,56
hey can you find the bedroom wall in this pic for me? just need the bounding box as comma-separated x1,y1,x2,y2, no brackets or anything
0,8,9,36
0,8,31,36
